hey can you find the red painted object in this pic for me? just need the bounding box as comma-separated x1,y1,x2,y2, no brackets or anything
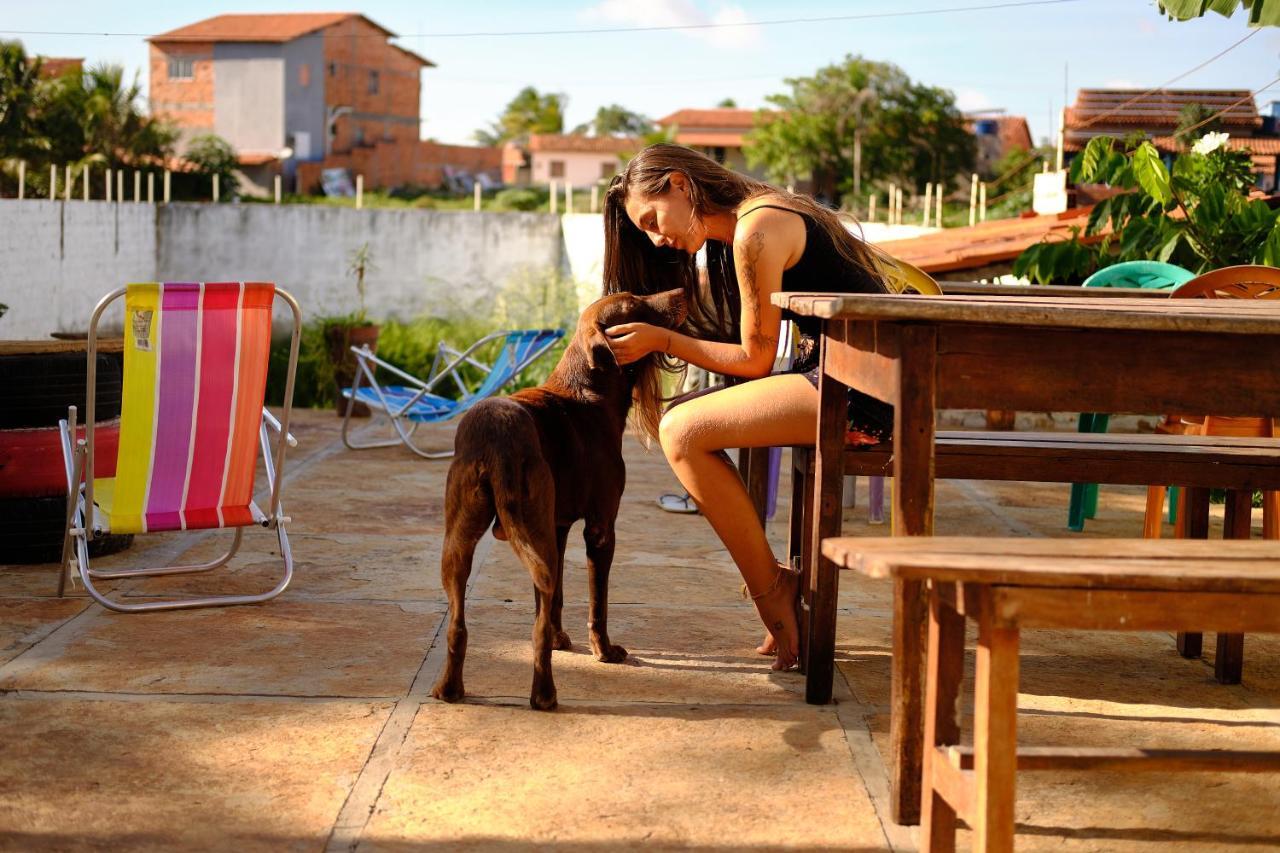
0,421,119,498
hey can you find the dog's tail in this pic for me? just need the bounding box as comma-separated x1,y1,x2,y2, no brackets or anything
453,399,559,595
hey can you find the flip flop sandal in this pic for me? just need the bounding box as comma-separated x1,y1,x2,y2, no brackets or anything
657,492,699,514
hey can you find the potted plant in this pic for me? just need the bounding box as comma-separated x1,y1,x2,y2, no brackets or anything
325,242,380,415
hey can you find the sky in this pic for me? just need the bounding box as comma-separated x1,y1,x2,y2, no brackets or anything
3,0,1279,147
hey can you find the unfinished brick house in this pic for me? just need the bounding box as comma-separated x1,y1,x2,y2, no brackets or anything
148,13,500,195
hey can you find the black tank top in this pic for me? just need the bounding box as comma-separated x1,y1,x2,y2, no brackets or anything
738,203,887,374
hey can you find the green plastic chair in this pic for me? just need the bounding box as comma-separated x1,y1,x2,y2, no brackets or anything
1067,261,1196,531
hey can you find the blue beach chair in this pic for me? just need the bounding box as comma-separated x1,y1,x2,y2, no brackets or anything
340,328,564,458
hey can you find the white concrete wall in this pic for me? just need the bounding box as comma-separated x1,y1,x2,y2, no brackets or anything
0,200,576,339
0,201,156,338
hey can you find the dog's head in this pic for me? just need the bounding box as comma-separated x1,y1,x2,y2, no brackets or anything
577,288,688,373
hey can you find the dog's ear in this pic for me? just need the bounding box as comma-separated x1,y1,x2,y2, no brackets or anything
585,325,619,372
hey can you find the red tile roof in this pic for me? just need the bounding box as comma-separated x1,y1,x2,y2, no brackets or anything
1064,134,1280,156
527,134,640,154
875,207,1100,274
37,57,83,78
1064,89,1262,132
655,108,763,129
967,115,1034,152
148,13,432,65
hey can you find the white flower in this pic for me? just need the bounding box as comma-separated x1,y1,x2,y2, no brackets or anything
1192,132,1230,155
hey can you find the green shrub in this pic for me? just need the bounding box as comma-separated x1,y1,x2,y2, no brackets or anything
492,187,544,211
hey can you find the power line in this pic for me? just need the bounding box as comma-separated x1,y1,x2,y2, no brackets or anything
1178,74,1280,137
1073,29,1260,130
2,0,1088,41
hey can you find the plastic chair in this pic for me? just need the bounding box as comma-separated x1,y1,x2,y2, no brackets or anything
1082,259,1196,290
1067,260,1194,531
58,282,302,612
341,328,564,458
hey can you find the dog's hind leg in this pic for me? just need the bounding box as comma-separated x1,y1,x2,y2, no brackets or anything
494,461,561,711
549,525,572,650
584,520,628,663
431,469,494,704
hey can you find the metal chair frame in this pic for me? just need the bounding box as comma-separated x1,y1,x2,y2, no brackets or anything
57,286,302,613
341,329,562,459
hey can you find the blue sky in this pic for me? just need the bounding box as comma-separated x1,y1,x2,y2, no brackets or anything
4,0,1278,146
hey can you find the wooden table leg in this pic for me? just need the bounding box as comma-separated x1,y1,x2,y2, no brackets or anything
1176,486,1210,659
741,446,770,524
1216,489,1253,684
974,588,1019,853
922,582,966,853
889,325,937,826
805,339,847,706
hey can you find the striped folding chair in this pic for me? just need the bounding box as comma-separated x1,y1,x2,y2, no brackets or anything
341,328,563,458
57,282,302,612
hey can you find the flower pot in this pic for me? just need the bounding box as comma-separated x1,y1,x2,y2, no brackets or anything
325,323,380,416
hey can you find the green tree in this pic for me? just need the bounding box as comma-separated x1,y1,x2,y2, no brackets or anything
0,40,46,160
183,133,238,198
745,55,974,204
1173,102,1218,149
1157,0,1280,25
475,86,565,145
572,103,652,137
716,97,738,108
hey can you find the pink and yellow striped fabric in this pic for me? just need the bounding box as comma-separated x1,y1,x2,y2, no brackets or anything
94,282,275,534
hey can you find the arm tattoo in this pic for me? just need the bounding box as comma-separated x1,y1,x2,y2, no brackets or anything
738,231,777,359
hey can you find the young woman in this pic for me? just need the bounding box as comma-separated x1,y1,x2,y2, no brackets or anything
601,143,891,670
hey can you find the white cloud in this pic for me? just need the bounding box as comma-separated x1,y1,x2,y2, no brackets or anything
581,0,761,51
955,88,995,112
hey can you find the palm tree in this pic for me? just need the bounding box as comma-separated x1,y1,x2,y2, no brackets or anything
0,40,48,160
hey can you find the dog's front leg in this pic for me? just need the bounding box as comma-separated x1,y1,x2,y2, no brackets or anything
584,522,627,663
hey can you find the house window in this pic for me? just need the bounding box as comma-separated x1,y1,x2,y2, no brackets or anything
328,61,338,77
549,160,565,178
368,70,380,94
298,63,310,87
599,161,617,180
168,57,194,80
355,125,366,145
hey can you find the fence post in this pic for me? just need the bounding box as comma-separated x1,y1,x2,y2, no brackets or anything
17,160,24,199
549,179,557,214
164,170,171,204
133,171,140,203
49,164,57,200
64,164,71,201
117,170,123,204
105,168,111,202
274,174,282,204
148,172,155,204
83,166,89,201
868,194,875,223
980,182,988,222
473,181,481,211
213,173,220,203
921,183,932,227
969,173,979,226
935,185,942,228
565,182,573,214
590,182,599,213
355,174,363,209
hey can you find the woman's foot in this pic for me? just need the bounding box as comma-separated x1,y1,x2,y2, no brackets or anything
750,562,801,670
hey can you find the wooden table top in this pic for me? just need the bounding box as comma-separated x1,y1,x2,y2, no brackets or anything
821,536,1280,592
938,282,1170,299
773,292,1280,335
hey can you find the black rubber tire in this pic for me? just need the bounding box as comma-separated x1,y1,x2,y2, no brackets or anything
0,352,123,430
0,495,132,565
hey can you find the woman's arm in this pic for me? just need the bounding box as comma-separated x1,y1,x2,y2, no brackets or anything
607,208,800,378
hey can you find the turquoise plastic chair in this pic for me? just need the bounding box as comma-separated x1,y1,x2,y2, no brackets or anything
1067,261,1195,531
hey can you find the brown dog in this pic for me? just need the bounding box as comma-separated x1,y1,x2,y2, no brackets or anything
432,288,687,710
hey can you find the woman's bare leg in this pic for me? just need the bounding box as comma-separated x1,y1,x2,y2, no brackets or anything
659,373,819,670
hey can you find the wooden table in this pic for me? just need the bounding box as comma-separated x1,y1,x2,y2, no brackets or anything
772,291,1280,825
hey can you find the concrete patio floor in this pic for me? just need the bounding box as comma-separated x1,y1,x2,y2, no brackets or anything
3,409,1279,851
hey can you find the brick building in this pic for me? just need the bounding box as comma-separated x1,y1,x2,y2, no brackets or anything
964,112,1034,175
148,13,501,195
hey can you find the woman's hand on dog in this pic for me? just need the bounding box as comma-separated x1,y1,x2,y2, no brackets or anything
605,322,670,365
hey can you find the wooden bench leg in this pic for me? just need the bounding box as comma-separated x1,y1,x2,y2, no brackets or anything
1214,489,1253,684
790,446,814,671
1177,486,1210,660
922,583,966,853
974,591,1019,853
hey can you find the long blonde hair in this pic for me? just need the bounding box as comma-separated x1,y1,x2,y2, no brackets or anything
602,143,885,437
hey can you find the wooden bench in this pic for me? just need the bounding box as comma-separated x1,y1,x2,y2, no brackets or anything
778,431,1280,697
822,536,1280,852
